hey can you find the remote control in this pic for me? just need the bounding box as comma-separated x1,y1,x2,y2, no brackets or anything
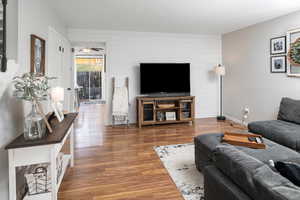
256,137,262,144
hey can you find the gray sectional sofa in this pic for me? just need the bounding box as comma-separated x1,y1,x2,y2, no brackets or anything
207,145,300,200
195,97,300,200
195,134,300,200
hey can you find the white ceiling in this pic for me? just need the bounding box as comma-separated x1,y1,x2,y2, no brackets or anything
52,0,300,34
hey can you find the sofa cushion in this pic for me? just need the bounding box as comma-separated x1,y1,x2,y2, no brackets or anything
234,136,300,164
278,97,300,124
248,120,300,152
215,145,300,200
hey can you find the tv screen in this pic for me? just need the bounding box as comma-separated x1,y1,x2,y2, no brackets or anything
140,63,190,94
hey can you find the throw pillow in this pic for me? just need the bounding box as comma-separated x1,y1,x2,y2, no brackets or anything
275,161,300,187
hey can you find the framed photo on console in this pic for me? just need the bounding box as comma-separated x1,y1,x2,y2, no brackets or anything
270,36,286,55
51,102,64,122
270,55,286,73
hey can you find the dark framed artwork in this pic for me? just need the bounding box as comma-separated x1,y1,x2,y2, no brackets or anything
0,0,7,72
270,36,286,55
30,34,46,75
270,55,286,73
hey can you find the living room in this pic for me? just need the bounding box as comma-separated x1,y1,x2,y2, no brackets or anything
1,0,300,200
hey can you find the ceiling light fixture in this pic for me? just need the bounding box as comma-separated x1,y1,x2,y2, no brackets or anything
81,48,91,53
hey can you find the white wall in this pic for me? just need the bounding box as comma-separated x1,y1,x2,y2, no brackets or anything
69,29,222,124
18,0,67,74
222,10,300,123
7,0,18,60
0,0,67,199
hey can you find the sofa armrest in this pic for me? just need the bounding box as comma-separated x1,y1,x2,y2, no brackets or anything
204,165,252,200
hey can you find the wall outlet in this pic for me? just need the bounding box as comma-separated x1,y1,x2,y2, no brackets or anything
244,107,250,114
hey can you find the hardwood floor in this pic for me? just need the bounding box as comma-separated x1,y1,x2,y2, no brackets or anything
58,104,243,200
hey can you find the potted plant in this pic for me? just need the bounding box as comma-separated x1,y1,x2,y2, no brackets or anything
13,73,54,140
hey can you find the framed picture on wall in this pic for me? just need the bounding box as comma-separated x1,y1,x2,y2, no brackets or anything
270,55,286,73
270,36,286,55
30,34,46,75
287,28,300,77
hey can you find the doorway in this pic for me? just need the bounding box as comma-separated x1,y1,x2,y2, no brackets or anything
74,47,106,103
73,45,107,148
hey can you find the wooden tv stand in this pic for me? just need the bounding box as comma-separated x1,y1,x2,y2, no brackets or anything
137,96,195,128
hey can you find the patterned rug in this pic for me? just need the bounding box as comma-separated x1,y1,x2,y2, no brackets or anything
154,144,204,200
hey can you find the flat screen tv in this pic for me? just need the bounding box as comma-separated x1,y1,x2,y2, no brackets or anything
140,63,190,95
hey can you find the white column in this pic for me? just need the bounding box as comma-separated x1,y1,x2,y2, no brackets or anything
8,150,16,200
50,148,57,200
70,125,74,167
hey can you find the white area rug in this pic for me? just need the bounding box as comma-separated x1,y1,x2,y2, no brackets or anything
154,143,204,200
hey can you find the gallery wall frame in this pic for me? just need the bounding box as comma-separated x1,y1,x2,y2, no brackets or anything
270,55,286,73
287,28,300,77
270,36,286,55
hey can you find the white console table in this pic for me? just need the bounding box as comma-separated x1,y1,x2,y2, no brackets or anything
5,113,78,200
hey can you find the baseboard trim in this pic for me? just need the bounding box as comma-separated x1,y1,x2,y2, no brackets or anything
106,116,247,127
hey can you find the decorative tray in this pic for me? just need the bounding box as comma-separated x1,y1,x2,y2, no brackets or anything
222,132,266,149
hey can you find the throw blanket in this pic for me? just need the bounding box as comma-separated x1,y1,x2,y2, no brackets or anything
112,87,129,117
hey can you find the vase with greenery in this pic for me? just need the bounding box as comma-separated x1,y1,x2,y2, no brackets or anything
13,73,54,140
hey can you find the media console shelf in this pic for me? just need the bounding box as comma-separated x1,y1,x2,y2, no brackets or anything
137,96,195,128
